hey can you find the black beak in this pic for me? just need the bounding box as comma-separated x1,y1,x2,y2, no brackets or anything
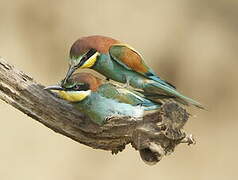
62,65,76,85
44,85,65,91
62,54,88,85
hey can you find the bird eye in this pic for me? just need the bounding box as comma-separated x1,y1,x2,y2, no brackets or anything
71,83,90,91
73,84,82,90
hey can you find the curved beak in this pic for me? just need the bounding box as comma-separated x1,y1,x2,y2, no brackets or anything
62,64,76,85
44,85,65,91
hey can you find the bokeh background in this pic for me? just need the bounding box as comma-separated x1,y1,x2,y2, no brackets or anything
0,0,237,179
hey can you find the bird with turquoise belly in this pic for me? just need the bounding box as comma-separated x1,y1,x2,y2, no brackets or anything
63,35,204,109
45,73,161,125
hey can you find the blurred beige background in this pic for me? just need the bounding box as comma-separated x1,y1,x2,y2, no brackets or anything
0,0,238,179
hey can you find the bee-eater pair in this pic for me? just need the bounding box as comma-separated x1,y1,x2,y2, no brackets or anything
45,35,203,124
63,35,203,109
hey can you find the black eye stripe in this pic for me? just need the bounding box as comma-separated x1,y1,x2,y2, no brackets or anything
74,83,90,91
66,83,90,91
85,49,97,58
77,49,97,67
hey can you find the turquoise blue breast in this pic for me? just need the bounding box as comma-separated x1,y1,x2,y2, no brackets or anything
72,93,143,125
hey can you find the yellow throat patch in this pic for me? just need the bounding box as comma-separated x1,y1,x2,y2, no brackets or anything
80,52,100,69
56,90,91,102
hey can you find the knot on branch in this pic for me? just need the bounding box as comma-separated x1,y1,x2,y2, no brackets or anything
131,103,194,165
101,102,195,165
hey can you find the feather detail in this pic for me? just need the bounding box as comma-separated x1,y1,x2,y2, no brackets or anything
147,82,204,109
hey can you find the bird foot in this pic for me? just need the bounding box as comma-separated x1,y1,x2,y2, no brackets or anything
122,75,131,88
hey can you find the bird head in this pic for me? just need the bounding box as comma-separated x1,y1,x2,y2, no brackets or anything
45,73,102,102
63,35,119,84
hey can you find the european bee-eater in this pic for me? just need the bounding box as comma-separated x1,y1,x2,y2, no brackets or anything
63,35,204,109
45,73,161,125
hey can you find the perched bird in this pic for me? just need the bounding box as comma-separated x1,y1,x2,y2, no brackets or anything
45,73,161,125
63,35,204,109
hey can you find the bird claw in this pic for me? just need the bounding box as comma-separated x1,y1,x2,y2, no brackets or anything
105,114,126,123
122,75,131,88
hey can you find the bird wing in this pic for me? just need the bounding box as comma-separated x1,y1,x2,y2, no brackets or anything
98,83,159,108
98,83,142,104
109,44,176,89
109,44,155,76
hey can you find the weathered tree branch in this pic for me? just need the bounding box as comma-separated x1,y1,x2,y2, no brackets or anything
0,57,194,165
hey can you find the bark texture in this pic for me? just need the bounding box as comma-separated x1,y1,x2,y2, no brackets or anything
0,57,195,165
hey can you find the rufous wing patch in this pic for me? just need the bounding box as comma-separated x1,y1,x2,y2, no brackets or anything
109,44,150,74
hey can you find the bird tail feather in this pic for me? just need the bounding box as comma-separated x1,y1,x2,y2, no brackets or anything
147,82,205,109
149,75,176,89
